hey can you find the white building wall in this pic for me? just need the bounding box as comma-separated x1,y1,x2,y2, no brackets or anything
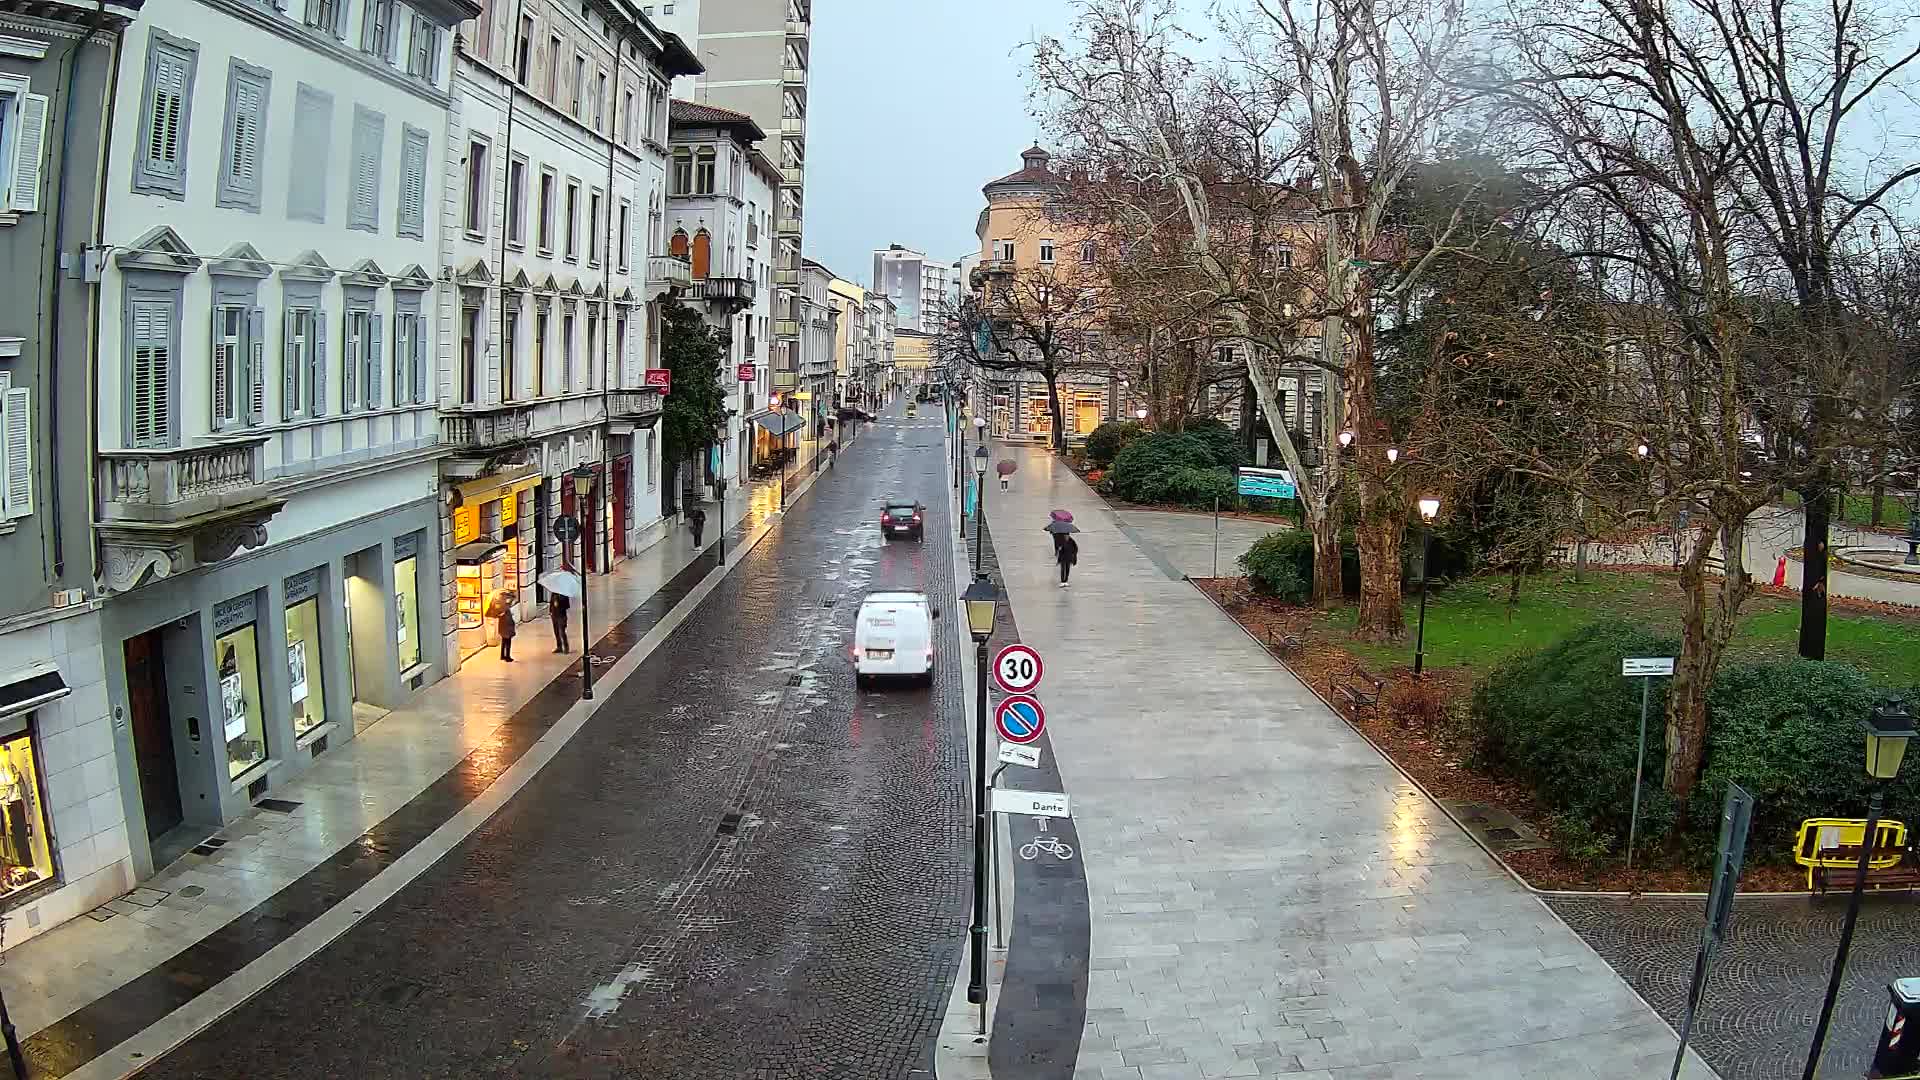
98,0,459,504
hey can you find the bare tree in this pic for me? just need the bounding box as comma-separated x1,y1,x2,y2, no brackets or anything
1033,0,1492,635
932,271,1108,451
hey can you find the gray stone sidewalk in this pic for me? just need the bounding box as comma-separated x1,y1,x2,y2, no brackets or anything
983,445,1717,1080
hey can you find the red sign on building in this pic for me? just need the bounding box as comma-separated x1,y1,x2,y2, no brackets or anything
643,369,672,392
737,363,756,383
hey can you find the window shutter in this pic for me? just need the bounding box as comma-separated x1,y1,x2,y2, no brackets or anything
247,307,266,423
343,314,358,409
2,385,28,520
282,310,301,419
10,94,49,212
289,86,333,222
129,300,171,446
150,54,189,176
367,313,383,409
399,128,427,237
412,316,427,404
311,311,328,416
231,81,261,192
210,306,231,429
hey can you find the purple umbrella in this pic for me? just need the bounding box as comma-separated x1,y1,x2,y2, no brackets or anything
1050,509,1074,523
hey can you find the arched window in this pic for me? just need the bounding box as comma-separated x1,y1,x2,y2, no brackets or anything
671,149,692,195
691,229,711,279
669,228,689,259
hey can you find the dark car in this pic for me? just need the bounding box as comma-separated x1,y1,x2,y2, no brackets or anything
880,499,925,541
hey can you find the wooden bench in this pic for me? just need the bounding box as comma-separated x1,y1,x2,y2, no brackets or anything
1331,667,1386,714
1265,627,1303,654
1811,855,1920,895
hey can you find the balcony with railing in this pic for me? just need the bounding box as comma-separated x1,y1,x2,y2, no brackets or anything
774,318,801,339
607,388,664,422
776,213,803,237
692,275,757,312
969,258,1017,288
785,18,808,40
779,165,803,188
440,407,533,451
781,115,805,139
783,64,807,87
774,267,800,287
96,437,285,591
645,254,693,302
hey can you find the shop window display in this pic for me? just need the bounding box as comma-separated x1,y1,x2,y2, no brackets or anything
0,725,53,899
285,596,327,737
216,624,268,779
395,554,422,670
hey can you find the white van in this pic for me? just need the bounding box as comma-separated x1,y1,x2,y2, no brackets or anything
853,591,939,687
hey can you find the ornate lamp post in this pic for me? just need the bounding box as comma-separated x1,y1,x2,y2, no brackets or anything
962,574,1000,1031
1414,497,1441,675
569,464,595,701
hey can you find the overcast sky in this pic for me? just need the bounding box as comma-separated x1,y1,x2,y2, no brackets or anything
802,0,1076,287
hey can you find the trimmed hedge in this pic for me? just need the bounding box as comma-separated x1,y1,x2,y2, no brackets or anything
1471,619,1920,863
1104,431,1233,507
1241,529,1314,602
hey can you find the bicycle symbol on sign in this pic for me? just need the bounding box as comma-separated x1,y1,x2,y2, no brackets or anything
1020,836,1074,861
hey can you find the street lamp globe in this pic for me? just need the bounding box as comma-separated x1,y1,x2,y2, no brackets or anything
1636,442,1650,459
963,575,998,641
1338,430,1355,448
570,463,594,497
972,445,989,477
1136,408,1148,420
1418,497,1441,522
973,416,986,431
1864,698,1917,781
1386,447,1400,464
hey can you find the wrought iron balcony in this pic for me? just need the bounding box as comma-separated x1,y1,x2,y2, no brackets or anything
693,275,757,311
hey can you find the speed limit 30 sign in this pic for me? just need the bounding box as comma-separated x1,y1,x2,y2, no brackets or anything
992,643,1044,694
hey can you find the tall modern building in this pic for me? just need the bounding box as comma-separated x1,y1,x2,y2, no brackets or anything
872,245,949,334
640,0,808,402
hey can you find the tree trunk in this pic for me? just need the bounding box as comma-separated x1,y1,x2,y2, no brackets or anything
1310,511,1341,609
1663,516,1751,813
1355,507,1406,640
1344,323,1405,640
1043,367,1066,453
1798,472,1830,660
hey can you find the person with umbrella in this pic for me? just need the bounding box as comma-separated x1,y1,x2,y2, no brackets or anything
549,590,572,653
1046,510,1080,588
488,591,519,662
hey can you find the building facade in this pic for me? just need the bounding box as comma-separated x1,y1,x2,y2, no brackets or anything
665,99,773,484
792,259,833,451
0,0,140,944
866,292,895,402
645,0,807,418
89,0,478,881
969,145,1115,444
437,0,697,666
872,244,947,334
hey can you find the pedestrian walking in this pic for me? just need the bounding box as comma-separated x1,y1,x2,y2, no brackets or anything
1056,533,1078,588
549,592,571,653
493,592,518,662
829,437,839,467
689,506,707,547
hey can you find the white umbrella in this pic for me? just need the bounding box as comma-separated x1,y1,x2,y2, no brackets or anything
537,570,582,599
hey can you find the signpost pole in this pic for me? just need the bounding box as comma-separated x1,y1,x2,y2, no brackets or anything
968,631,991,1032
1213,496,1220,579
1672,783,1753,1080
1628,676,1650,870
579,497,594,701
973,474,986,576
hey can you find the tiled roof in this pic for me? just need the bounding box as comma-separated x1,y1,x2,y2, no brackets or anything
669,99,766,140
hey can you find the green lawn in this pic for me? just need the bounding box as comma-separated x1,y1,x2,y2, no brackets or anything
1329,569,1920,685
1780,490,1917,530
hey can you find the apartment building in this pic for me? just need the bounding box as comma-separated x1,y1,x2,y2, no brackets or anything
665,99,774,485
0,0,140,944
970,145,1116,443
867,292,896,402
89,0,477,877
790,259,833,451
645,0,808,411
438,0,697,666
826,272,863,413
872,244,948,334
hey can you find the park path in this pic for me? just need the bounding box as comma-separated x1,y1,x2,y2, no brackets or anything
984,445,1718,1080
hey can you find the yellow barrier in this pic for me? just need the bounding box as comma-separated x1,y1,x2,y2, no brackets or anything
1794,817,1908,889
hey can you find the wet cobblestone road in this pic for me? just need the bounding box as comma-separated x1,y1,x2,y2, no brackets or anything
1550,893,1920,1080
137,411,970,1079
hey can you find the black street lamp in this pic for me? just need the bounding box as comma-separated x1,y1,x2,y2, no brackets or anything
962,574,1000,1030
1413,497,1441,676
1904,508,1918,566
1801,698,1916,1079
570,464,595,701
972,444,990,576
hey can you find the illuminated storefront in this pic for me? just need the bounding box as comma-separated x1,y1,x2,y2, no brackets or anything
212,596,268,781
0,706,56,902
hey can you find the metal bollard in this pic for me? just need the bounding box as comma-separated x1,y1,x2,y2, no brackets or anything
1869,978,1920,1079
